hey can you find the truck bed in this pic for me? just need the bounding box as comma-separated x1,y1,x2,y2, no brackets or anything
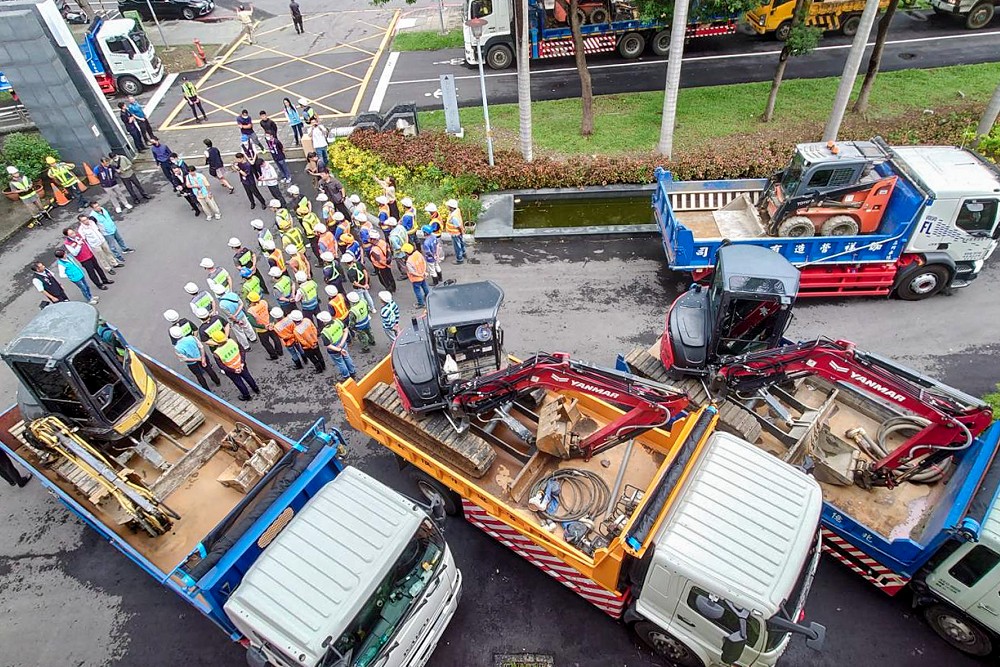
0,358,292,574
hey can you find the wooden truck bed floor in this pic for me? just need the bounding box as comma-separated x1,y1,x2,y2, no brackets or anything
677,209,763,241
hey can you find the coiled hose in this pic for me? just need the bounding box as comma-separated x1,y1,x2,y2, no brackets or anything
850,415,966,484
528,469,610,522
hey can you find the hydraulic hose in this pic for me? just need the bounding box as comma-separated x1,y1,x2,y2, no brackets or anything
528,469,610,522
850,415,971,484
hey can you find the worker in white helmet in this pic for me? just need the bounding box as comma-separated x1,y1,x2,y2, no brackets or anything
185,281,217,317
316,310,356,381
444,198,466,264
170,324,220,390
201,257,233,293
341,251,375,312
290,309,326,373
269,264,296,314
378,291,400,341
324,282,349,321
249,218,273,250
7,165,50,220
229,236,268,296
293,269,321,322
270,305,304,369
346,291,375,352
211,281,254,348
163,308,196,345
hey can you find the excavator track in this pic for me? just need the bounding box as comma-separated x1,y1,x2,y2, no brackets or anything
622,345,762,444
364,382,496,478
154,382,205,436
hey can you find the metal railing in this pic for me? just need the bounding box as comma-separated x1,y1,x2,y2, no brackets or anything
0,104,34,134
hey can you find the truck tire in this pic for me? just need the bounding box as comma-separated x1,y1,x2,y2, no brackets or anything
633,621,705,667
408,468,462,516
895,263,950,300
618,32,646,59
820,215,859,236
774,20,793,40
116,75,143,96
923,605,993,656
841,14,862,35
651,30,671,56
486,43,514,70
589,6,609,23
776,215,816,237
965,1,995,28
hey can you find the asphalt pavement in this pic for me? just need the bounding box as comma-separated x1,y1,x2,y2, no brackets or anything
374,13,1000,110
1,157,999,665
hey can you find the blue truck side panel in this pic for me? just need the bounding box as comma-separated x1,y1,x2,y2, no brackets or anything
77,33,106,76
654,164,929,271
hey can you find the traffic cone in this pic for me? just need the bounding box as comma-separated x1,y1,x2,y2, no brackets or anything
83,162,100,186
193,38,206,59
192,50,206,68
52,182,70,206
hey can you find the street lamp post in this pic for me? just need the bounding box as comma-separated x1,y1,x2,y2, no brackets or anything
465,17,494,167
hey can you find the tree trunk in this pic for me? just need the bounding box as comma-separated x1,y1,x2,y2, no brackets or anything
976,80,1000,141
763,50,789,123
823,0,881,141
657,0,690,158
853,0,899,115
568,0,594,136
517,0,534,161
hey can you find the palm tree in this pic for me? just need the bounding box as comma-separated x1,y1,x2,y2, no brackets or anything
517,0,534,161
853,0,899,114
822,0,881,141
763,0,818,122
557,0,594,135
657,0,689,158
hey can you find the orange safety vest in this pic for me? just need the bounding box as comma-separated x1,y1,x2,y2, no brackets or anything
294,319,319,349
273,316,297,346
289,252,311,279
445,209,463,235
317,230,336,255
336,221,352,247
247,300,271,331
428,212,442,237
267,248,286,272
406,251,427,282
369,239,391,269
329,294,349,320
213,339,244,373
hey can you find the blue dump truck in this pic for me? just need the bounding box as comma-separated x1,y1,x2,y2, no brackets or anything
654,138,1000,300
0,303,460,667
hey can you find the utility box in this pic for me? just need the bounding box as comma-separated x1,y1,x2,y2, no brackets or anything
440,73,463,138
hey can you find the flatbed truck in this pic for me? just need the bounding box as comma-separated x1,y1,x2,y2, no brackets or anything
0,303,459,667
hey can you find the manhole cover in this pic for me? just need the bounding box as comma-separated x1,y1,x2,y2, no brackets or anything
494,654,555,667
898,52,917,60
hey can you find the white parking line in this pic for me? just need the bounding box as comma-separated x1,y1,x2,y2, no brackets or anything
386,29,1000,86
369,51,400,112
144,73,178,116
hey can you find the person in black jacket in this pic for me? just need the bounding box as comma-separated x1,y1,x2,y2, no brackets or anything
203,139,236,194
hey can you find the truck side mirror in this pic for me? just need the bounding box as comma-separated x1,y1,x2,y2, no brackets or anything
428,494,446,526
721,632,746,664
245,647,269,667
804,622,825,650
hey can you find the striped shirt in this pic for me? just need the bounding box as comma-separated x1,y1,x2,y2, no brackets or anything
379,301,400,329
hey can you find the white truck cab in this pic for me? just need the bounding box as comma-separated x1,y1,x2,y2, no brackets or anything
225,467,462,667
630,432,825,666
928,0,997,29
87,18,163,96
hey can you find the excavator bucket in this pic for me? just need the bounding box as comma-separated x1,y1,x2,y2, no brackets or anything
535,395,598,459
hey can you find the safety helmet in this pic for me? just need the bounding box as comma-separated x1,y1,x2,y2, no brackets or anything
375,195,389,205
270,306,284,318
184,282,199,295
316,193,328,202
320,251,335,262
294,271,307,282
163,309,180,322
228,237,241,248
341,234,355,245
355,213,367,223
290,310,303,322
45,156,57,165
400,196,413,208
194,307,210,319
446,199,459,209
268,266,283,278
285,244,298,255
169,326,184,339
276,217,291,230
316,310,332,323
250,219,264,230
314,223,327,233
378,291,393,304
247,292,260,302
287,185,300,195
421,225,434,235
333,212,345,221
324,284,338,296
359,229,370,243
239,267,252,278
261,238,276,250
385,217,398,227
297,97,308,105
340,251,355,263
349,194,361,204
268,199,281,208
347,292,359,303
210,282,226,295
5,166,18,174
424,203,437,213
402,243,414,254
200,257,215,269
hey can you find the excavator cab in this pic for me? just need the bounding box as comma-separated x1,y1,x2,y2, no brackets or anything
393,281,505,414
2,302,156,441
661,245,799,376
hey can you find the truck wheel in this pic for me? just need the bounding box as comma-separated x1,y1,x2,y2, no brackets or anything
618,32,646,59
116,75,143,96
774,20,793,41
651,30,671,56
820,215,859,236
182,6,197,19
965,2,995,28
895,264,950,301
408,468,461,516
588,6,609,23
633,621,705,667
776,215,816,237
841,14,862,35
486,43,514,70
924,605,993,656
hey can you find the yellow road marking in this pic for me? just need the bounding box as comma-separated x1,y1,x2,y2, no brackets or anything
159,36,248,130
216,65,344,113
351,9,399,115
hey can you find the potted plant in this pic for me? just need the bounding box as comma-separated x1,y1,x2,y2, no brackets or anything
1,132,57,201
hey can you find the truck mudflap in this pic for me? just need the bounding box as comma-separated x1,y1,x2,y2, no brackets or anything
461,498,629,618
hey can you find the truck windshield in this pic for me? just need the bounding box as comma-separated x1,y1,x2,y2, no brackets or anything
328,519,445,667
780,153,805,196
129,30,150,54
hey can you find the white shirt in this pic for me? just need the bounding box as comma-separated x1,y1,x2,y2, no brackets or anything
77,221,107,249
258,161,278,186
310,125,328,148
32,277,46,292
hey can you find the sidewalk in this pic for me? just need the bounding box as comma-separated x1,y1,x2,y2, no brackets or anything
394,1,464,34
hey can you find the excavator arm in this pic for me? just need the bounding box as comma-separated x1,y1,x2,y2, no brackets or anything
449,352,691,459
715,339,993,486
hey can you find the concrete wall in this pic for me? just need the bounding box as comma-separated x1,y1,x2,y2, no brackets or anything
0,0,132,166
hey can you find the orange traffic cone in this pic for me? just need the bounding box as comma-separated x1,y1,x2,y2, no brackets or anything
83,162,100,186
192,50,206,68
52,182,70,206
193,38,206,59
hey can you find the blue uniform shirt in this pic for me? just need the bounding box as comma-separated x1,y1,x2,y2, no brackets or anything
174,335,201,361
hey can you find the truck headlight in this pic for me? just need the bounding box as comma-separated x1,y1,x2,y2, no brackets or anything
759,15,766,25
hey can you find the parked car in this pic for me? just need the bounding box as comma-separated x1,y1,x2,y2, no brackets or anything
117,0,214,20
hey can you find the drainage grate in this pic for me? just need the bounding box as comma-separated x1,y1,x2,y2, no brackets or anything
494,654,555,667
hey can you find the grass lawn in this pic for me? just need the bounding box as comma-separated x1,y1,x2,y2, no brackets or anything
419,62,1000,157
392,28,464,52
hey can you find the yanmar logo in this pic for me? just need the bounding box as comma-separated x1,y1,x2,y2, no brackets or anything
550,373,621,400
849,370,906,403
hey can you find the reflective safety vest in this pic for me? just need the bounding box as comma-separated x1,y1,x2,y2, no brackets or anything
317,230,336,255
427,213,442,237
204,317,227,345
234,247,254,269
321,319,348,349
273,274,294,301
323,261,341,284
335,221,351,246
406,251,427,282
347,264,368,289
294,319,319,348
445,209,463,236
273,316,297,346
282,227,306,254
175,318,194,338
389,226,408,257
208,267,231,290
257,228,274,250
298,279,319,309
275,208,294,230
295,195,311,218
10,175,35,199
369,239,391,269
267,248,286,272
241,274,263,301
181,81,198,98
378,203,390,222
349,299,370,328
401,210,417,237
190,291,214,314
300,212,320,238
288,252,310,279
328,293,349,320
213,338,243,372
247,300,272,332
48,163,79,188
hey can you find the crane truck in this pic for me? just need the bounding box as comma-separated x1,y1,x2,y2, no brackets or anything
619,244,1000,658
0,302,461,667
654,138,1000,300
339,280,827,667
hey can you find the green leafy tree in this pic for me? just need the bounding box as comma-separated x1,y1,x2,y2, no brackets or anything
0,132,57,191
853,0,899,114
632,0,761,21
763,0,820,122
